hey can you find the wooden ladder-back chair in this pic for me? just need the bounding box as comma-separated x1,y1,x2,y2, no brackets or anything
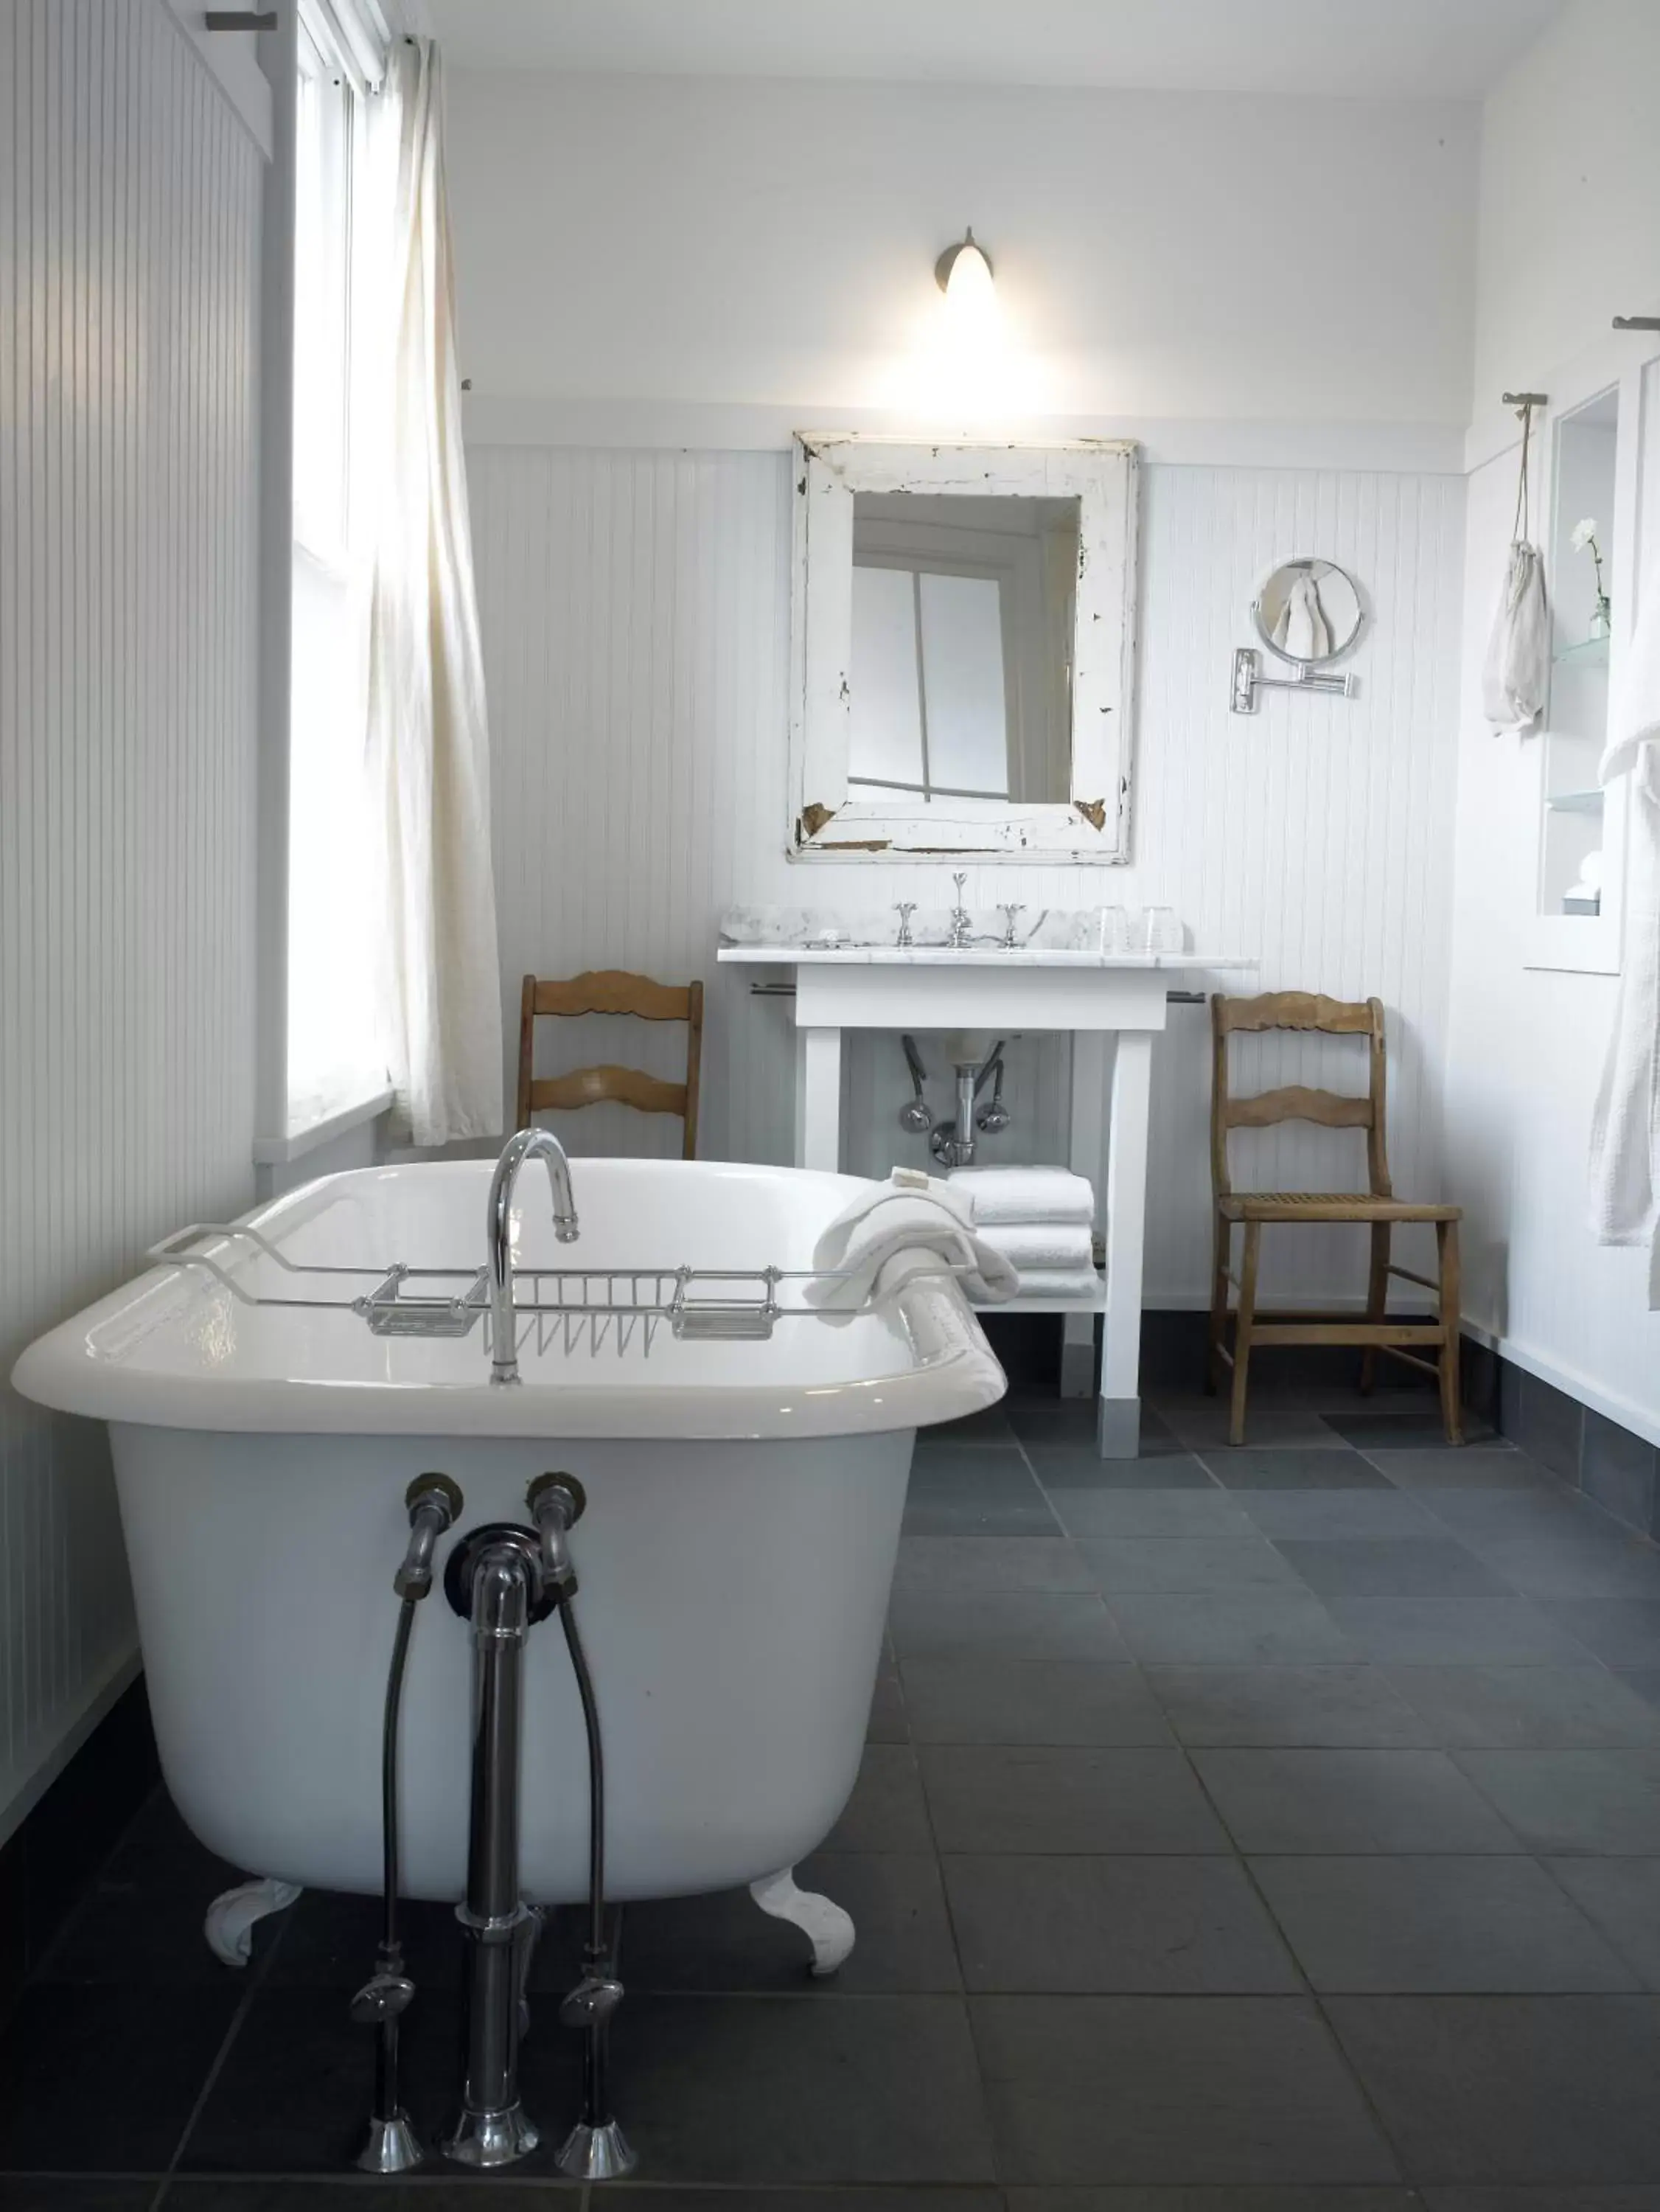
1208,991,1462,1447
516,970,704,1160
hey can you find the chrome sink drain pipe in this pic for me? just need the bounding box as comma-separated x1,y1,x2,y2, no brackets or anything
442,1523,551,2168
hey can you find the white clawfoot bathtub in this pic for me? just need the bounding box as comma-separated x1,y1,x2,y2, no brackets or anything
13,1159,1003,1921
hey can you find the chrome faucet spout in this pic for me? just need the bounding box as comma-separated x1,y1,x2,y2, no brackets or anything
948,872,973,950
487,1128,579,1387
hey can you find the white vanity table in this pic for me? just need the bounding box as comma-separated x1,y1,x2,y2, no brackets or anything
718,933,1256,1456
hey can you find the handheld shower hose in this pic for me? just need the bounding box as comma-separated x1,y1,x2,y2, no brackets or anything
352,1472,463,2175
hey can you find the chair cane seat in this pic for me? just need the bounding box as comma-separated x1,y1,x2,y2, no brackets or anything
1218,1193,1462,1225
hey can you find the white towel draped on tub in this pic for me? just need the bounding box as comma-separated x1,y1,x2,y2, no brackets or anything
807,1169,1019,1311
1588,540,1660,1295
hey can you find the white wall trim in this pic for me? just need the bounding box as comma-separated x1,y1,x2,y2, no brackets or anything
0,1646,142,1852
461,396,1466,476
1462,1315,1660,1455
160,0,275,158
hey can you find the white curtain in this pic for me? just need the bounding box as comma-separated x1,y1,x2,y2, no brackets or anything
365,38,504,1146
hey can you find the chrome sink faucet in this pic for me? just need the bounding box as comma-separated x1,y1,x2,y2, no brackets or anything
947,874,973,950
999,902,1026,950
487,1127,579,1385
893,902,916,949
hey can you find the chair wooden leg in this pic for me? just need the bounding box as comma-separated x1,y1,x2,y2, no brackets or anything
1360,1222,1390,1394
1437,1218,1464,1446
1207,1214,1231,1395
1228,1222,1260,1447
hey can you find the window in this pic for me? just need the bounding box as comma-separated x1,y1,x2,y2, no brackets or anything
285,2,386,1128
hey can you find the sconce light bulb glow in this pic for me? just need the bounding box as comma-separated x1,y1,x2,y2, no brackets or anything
940,234,998,342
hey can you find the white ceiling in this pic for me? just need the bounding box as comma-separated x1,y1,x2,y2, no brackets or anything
427,0,1565,100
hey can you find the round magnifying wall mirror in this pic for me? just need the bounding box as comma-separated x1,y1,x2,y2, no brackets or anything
1252,558,1363,667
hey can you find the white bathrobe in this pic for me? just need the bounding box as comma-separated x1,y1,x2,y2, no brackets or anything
1587,543,1660,1298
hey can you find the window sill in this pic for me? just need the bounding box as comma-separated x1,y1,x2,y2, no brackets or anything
253,1084,394,1168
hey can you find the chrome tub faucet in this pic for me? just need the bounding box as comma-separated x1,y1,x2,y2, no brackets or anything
487,1128,579,1385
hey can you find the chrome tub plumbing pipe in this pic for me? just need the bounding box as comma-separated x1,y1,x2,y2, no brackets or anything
528,1475,635,2181
487,1127,580,1387
353,1472,464,2175
441,1521,552,2168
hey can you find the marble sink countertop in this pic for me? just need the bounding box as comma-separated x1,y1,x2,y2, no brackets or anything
716,904,1258,968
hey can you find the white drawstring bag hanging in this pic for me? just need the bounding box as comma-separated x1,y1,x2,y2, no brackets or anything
1482,402,1551,734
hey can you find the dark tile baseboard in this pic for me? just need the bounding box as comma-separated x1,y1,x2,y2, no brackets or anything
0,1677,160,2020
1468,1339,1659,1543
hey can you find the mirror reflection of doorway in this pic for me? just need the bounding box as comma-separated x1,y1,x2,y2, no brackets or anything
847,492,1078,807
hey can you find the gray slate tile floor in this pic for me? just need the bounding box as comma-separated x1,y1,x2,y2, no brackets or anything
16,1380,1660,2201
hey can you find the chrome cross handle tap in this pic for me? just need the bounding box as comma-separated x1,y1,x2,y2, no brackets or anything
999,902,1026,950
893,902,916,949
487,1128,579,1386
948,873,973,949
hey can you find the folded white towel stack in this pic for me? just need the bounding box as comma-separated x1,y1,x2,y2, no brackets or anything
946,1166,1095,1227
972,1220,1095,1273
946,1166,1099,1301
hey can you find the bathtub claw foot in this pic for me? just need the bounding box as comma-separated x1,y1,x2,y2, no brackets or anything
750,1866,855,1977
204,1877,303,1968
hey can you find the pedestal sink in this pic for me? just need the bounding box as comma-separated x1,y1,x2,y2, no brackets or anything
716,906,1258,1458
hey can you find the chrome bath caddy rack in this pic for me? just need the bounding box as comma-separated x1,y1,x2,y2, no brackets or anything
147,1220,913,1352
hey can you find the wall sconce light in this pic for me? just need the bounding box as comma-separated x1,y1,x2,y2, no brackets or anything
935,229,994,301
934,229,999,357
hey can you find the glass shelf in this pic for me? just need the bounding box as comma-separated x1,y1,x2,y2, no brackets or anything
1553,635,1611,667
1546,787,1605,814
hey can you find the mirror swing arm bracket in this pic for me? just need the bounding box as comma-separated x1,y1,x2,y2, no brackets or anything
1230,648,1356,716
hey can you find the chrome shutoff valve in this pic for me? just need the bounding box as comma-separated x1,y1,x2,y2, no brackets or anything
526,1472,587,1600
394,1472,464,1599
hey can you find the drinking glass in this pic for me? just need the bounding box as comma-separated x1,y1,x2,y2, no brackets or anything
1140,905,1182,953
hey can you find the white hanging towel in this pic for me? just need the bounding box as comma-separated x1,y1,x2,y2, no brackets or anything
806,1169,1020,1310
1271,571,1332,661
1483,406,1550,734
1482,541,1550,732
1588,541,1660,1286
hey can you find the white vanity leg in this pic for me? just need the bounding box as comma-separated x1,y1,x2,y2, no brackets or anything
1100,1030,1154,1458
794,1026,843,1172
1061,1032,1108,1399
204,1876,303,1967
750,1865,856,1977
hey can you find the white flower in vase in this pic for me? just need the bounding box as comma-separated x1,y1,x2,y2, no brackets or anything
1571,518,1611,640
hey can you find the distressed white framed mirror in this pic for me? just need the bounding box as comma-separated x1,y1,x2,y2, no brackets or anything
787,434,1140,863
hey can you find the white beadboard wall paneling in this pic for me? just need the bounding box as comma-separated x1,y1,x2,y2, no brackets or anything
472,447,1464,1308
1444,410,1660,1446
0,0,262,1833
